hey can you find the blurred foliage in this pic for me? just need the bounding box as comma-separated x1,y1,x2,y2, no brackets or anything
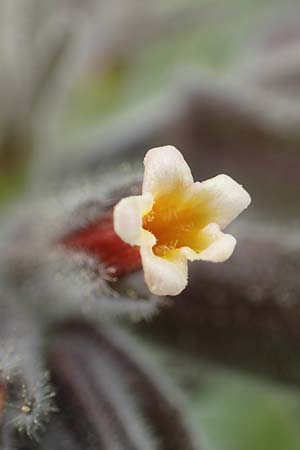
0,169,28,210
64,0,289,132
194,370,300,450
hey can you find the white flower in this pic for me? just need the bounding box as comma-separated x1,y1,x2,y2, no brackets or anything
114,146,251,296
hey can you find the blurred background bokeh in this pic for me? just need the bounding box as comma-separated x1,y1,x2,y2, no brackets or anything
2,1,300,449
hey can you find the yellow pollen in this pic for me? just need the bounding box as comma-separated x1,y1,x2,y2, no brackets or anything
21,405,31,414
142,188,212,258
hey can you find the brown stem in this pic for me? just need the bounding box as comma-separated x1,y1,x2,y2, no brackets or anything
49,320,203,450
140,222,300,385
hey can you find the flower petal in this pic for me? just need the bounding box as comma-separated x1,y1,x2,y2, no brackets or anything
190,174,251,229
141,246,188,296
143,146,193,196
180,223,236,262
114,194,153,246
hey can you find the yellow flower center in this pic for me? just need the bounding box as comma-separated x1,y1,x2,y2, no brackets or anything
142,188,212,258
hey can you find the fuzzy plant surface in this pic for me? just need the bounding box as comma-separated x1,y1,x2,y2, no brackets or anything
2,1,300,449
0,169,205,450
0,1,210,448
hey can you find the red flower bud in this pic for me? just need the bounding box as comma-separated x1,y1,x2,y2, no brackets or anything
61,210,142,278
